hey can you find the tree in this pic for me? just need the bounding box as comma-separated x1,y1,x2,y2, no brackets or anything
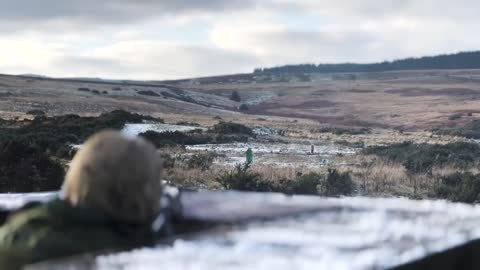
230,91,241,102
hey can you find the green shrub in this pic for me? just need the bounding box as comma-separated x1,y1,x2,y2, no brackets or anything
230,91,241,102
314,126,371,135
448,113,463,120
364,141,480,174
161,153,176,169
176,121,200,127
0,110,163,159
239,104,249,111
186,152,216,171
435,172,480,203
139,129,248,148
0,140,64,192
210,121,254,136
138,90,160,97
291,173,321,195
322,169,355,196
217,163,273,192
438,120,480,139
26,110,46,116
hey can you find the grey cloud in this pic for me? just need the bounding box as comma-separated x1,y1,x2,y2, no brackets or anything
276,0,480,22
227,29,393,64
48,45,258,80
0,0,254,29
222,26,479,68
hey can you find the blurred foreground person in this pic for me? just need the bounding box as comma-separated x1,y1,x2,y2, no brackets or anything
0,130,166,269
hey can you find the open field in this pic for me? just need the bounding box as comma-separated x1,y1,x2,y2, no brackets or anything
2,70,480,200
2,69,480,131
169,69,480,130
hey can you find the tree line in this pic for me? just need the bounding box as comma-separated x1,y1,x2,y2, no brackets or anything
254,51,480,74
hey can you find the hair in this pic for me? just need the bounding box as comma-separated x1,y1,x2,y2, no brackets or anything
62,130,163,224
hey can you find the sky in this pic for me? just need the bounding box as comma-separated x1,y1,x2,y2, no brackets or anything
1,0,479,80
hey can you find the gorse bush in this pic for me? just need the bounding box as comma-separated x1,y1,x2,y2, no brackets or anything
230,91,241,102
440,120,480,139
186,152,216,171
0,110,162,192
210,121,254,136
314,127,371,135
239,104,249,111
364,142,480,174
218,165,354,197
0,110,161,159
291,173,321,195
435,172,480,203
217,163,274,192
139,130,249,148
0,140,64,192
322,169,355,196
139,131,210,147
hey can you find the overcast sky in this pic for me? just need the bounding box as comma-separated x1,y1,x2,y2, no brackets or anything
1,0,479,80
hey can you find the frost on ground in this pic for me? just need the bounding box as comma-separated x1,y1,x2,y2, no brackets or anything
187,142,356,167
0,192,56,209
95,194,480,270
122,123,205,137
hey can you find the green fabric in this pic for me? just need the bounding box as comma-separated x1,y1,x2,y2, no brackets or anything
246,148,253,165
0,199,154,269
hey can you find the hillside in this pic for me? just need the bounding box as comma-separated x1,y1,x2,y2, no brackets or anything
3,67,480,130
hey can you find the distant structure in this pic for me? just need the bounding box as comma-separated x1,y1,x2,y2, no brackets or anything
311,144,315,154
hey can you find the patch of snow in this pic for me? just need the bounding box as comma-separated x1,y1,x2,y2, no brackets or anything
0,192,56,209
187,143,354,155
122,123,205,137
187,142,354,167
253,127,277,136
244,92,277,105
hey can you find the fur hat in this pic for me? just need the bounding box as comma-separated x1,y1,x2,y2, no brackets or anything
63,130,163,224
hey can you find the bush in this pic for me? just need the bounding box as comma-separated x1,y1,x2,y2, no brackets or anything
448,113,463,120
0,140,64,192
291,173,321,195
176,121,200,127
439,120,480,139
217,163,273,192
26,110,46,116
138,90,160,97
210,121,254,136
230,91,241,102
186,152,216,171
239,104,249,111
314,126,371,135
140,131,210,147
0,110,162,159
77,87,90,92
364,141,480,174
139,129,249,148
435,172,480,203
322,169,355,196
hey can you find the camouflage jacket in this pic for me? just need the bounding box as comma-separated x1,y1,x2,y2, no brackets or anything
0,199,157,269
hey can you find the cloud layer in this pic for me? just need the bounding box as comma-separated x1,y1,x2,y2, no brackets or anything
0,0,479,79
